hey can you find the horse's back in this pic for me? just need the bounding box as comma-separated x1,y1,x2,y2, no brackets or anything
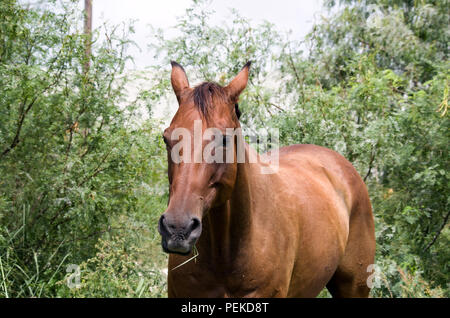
276,144,369,213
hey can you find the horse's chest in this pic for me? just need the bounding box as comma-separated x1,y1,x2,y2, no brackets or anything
173,261,284,297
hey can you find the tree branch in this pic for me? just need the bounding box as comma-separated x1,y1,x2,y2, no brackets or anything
364,145,377,182
78,150,112,187
1,96,37,158
1,60,66,159
423,211,449,252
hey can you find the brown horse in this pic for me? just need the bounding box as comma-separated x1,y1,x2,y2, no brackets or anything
158,61,376,297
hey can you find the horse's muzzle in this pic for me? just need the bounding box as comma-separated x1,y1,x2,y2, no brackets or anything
158,214,202,255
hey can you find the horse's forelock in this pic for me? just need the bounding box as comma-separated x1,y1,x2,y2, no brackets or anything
191,82,228,118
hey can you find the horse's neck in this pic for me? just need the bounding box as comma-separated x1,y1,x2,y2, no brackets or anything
199,145,265,266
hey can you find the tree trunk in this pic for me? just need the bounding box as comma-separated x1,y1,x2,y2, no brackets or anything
83,0,92,75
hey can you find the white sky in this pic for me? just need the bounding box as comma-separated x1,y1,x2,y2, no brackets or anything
22,0,326,121
92,0,325,69
88,0,326,121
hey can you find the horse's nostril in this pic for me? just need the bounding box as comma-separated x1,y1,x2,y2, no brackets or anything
158,215,170,235
189,217,201,232
159,214,177,234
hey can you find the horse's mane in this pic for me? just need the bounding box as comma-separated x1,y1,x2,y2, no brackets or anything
191,82,241,119
192,82,227,117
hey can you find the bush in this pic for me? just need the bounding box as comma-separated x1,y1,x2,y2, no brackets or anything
0,0,165,297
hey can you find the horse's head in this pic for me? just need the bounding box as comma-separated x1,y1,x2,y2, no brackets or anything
158,61,250,255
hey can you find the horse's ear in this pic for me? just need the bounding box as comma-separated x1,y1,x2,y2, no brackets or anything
225,61,251,101
170,61,189,102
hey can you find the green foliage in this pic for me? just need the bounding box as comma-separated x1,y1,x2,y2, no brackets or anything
0,0,167,297
313,0,449,87
0,0,448,297
58,221,167,298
